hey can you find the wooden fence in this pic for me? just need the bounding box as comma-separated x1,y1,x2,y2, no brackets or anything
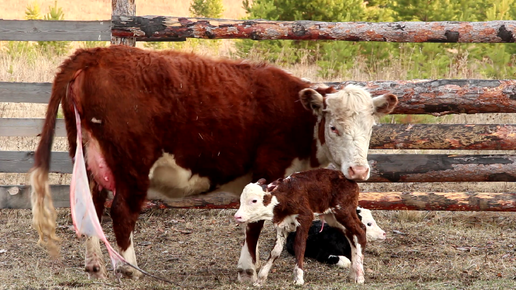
1,14,516,211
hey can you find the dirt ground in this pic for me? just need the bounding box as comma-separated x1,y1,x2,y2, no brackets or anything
1,207,516,290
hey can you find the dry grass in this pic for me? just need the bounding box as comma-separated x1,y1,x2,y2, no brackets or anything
0,0,245,20
1,208,515,289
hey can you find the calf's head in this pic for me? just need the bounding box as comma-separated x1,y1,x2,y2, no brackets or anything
234,180,279,224
358,207,386,241
300,85,398,181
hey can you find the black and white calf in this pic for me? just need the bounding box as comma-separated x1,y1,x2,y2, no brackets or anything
234,169,366,286
286,207,386,268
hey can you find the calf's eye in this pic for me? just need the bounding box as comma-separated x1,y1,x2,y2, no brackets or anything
330,126,339,134
252,199,258,203
367,222,372,226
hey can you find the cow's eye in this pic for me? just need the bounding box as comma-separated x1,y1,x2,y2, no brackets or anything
367,222,372,227
252,199,258,203
330,126,339,135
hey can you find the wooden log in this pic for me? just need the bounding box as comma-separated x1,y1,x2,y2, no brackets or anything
3,118,516,150
370,124,516,150
112,0,136,46
2,79,516,115
4,150,516,182
329,79,516,115
0,20,111,41
359,192,516,211
3,185,516,211
111,16,516,43
369,154,516,182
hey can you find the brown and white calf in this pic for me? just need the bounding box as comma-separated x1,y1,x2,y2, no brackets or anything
234,169,366,286
30,45,397,280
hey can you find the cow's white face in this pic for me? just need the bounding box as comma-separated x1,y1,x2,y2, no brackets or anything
300,85,398,181
358,207,386,241
234,182,278,224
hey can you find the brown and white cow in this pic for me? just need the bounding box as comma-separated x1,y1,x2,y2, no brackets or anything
234,169,366,285
30,45,397,279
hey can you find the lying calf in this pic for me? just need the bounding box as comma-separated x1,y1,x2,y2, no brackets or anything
286,207,386,268
234,168,366,286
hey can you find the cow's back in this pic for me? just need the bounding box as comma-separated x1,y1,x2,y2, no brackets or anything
65,46,317,198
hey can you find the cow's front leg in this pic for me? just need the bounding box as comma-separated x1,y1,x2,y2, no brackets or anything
237,220,264,283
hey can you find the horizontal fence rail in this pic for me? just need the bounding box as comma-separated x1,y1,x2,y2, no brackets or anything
1,19,515,43
3,151,516,182
3,121,516,151
111,17,516,43
3,185,516,212
0,20,111,41
3,80,516,115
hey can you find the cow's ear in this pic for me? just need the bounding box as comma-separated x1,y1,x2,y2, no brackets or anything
373,93,398,117
299,88,324,116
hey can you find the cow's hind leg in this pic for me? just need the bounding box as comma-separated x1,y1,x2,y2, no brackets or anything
237,220,264,283
84,175,108,279
110,178,149,279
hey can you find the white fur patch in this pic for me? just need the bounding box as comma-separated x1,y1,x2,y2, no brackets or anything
148,153,211,197
294,265,304,285
277,214,300,232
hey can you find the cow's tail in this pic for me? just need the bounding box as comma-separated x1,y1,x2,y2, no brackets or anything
30,53,87,258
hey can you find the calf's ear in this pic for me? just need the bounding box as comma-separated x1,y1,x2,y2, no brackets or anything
373,93,398,117
256,178,267,185
299,88,324,116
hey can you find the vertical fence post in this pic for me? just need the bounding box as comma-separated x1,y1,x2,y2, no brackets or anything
111,0,136,46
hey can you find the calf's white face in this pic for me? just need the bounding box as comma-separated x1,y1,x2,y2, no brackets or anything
358,207,386,241
234,183,278,224
300,85,398,181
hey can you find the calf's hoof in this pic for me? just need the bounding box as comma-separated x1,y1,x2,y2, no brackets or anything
237,267,257,283
85,263,107,279
117,264,143,279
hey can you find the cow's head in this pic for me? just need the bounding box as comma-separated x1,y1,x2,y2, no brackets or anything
234,181,279,224
357,207,386,241
300,84,398,181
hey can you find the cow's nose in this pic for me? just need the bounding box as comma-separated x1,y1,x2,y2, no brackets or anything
348,165,369,181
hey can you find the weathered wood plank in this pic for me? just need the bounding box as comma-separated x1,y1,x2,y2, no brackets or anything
2,80,516,114
0,185,69,209
2,120,515,149
111,17,516,43
330,79,516,115
371,124,516,150
359,192,516,211
0,151,71,174
111,0,136,46
0,20,111,41
3,151,516,182
0,82,51,104
369,154,516,182
0,118,66,137
3,186,516,211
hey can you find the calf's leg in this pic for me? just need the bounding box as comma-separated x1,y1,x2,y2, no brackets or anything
237,220,263,282
255,227,289,286
326,212,366,283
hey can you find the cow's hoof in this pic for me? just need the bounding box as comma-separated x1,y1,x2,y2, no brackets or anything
117,265,143,279
355,276,365,284
237,267,257,283
85,263,107,279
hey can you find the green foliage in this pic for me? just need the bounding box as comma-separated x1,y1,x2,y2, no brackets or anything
80,41,109,49
239,0,516,82
25,1,41,20
37,1,71,56
190,0,224,18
